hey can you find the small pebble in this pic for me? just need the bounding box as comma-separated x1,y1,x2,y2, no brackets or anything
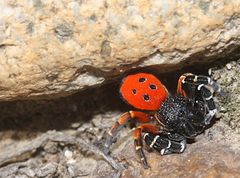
64,150,77,164
71,122,81,129
208,68,212,75
64,150,73,159
226,63,232,70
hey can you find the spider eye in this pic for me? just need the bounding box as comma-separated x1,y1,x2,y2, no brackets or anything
139,77,146,83
143,94,150,101
132,89,137,95
149,84,157,90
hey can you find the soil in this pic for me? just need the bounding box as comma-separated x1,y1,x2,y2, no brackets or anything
0,58,239,178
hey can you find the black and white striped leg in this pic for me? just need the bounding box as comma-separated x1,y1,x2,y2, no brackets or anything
143,132,186,155
178,73,219,125
196,84,217,124
181,74,222,94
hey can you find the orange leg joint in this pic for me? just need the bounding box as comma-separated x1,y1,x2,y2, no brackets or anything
133,124,159,168
103,111,152,154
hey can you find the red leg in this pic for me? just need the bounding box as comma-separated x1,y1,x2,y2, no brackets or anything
177,73,192,97
104,111,152,154
133,124,159,168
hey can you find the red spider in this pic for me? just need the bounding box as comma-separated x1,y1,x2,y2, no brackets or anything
104,73,221,168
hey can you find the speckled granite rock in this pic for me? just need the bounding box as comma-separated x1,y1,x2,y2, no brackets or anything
0,0,240,100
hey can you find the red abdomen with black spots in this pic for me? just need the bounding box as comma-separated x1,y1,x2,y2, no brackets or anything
120,73,168,111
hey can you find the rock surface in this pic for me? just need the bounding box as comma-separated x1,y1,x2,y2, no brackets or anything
0,0,240,100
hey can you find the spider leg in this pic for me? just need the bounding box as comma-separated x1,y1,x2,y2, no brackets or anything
177,73,222,97
177,73,192,97
133,124,159,168
143,132,186,155
103,111,152,154
196,84,217,124
177,73,219,124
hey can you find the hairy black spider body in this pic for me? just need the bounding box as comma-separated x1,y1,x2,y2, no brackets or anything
157,95,205,138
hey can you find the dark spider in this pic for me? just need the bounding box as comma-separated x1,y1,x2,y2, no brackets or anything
103,73,222,168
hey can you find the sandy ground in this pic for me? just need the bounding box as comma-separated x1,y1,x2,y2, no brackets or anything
0,58,239,178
